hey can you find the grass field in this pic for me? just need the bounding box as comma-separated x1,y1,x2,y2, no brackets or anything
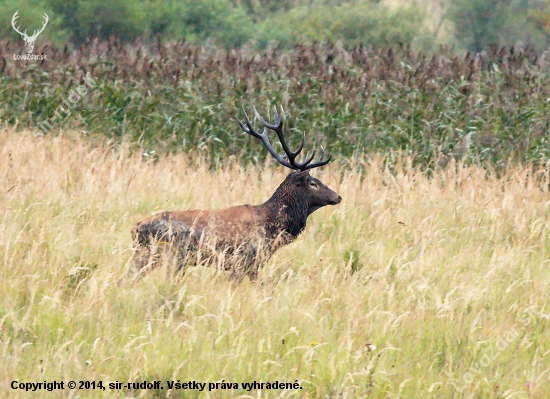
1,132,549,398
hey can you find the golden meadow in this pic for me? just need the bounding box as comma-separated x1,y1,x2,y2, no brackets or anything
1,131,549,398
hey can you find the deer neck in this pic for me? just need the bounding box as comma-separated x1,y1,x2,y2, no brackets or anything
262,183,309,239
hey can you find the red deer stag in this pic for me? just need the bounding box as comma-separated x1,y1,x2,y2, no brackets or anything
128,105,341,282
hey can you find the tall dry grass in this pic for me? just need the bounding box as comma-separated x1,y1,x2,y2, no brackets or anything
1,132,549,398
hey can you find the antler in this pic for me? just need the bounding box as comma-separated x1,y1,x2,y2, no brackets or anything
11,11,48,39
235,105,331,171
30,13,49,39
11,11,27,38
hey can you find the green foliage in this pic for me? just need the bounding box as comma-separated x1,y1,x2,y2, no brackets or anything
0,0,431,50
0,0,69,44
237,0,303,16
449,0,547,52
4,0,550,51
528,0,550,39
2,40,550,170
48,0,147,43
343,249,363,274
181,0,256,48
327,3,426,48
46,0,257,48
255,1,431,49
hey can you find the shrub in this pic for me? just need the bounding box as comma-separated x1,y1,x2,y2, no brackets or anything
256,1,431,49
449,0,547,52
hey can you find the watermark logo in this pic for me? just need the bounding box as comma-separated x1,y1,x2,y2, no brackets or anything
447,308,537,394
11,11,48,61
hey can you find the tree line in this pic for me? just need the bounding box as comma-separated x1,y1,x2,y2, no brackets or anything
2,0,550,52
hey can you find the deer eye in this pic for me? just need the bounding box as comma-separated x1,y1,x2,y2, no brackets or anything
309,181,318,189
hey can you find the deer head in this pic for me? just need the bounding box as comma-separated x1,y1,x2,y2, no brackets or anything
236,105,341,217
12,11,49,54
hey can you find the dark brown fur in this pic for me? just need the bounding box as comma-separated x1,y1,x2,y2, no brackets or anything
129,170,341,282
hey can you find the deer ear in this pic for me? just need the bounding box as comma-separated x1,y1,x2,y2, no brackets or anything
293,170,310,185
